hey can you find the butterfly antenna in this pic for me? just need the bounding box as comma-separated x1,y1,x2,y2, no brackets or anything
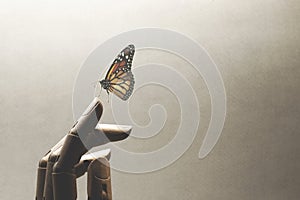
98,82,103,98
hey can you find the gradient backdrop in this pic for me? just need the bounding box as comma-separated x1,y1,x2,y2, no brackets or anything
0,0,299,199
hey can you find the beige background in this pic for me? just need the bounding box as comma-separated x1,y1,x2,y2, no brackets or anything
0,0,299,199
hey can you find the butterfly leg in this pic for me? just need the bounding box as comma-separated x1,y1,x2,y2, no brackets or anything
97,82,102,98
106,90,110,103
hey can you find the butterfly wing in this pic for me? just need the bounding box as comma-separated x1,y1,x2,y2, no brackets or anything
105,44,135,101
105,44,135,80
108,70,134,100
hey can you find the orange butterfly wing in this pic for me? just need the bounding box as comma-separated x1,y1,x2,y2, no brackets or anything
102,44,135,101
108,70,134,100
105,44,135,80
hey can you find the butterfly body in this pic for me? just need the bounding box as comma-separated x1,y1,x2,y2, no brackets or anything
99,79,110,90
99,44,135,101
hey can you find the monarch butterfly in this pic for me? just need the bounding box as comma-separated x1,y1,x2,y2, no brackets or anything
99,44,135,101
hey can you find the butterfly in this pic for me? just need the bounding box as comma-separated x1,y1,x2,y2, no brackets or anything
99,44,135,101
